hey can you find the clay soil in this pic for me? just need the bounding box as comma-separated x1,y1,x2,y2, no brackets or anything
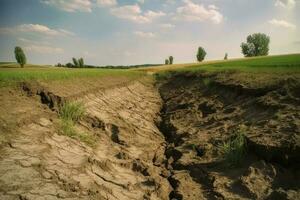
0,70,300,200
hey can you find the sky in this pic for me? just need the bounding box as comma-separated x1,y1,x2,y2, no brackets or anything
0,0,299,65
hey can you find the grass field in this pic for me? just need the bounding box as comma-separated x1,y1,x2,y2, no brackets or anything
142,54,300,73
0,65,145,87
0,54,299,87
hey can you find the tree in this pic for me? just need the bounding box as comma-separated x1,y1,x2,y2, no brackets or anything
241,33,270,57
224,53,228,60
169,56,173,65
72,58,79,67
66,62,73,68
165,59,169,65
197,47,206,62
14,46,26,68
78,58,84,68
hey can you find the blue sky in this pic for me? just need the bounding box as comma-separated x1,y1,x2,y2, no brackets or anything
0,0,299,65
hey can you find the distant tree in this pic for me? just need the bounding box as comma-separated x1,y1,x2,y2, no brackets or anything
197,47,206,62
165,59,169,65
241,33,270,57
224,53,228,60
66,62,73,68
169,56,173,65
14,46,26,68
78,58,84,68
72,58,79,67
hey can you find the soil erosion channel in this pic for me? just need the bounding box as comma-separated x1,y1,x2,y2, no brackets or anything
0,71,299,200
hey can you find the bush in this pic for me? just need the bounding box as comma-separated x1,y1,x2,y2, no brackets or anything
66,62,73,68
219,130,247,166
165,59,169,65
59,102,85,122
197,47,206,62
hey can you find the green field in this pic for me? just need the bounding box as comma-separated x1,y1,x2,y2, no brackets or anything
0,66,145,87
1,54,300,87
143,54,300,73
184,53,300,72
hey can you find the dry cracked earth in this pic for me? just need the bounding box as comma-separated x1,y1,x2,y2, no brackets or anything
0,71,300,200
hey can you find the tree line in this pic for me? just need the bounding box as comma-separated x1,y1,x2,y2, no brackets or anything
164,33,270,65
14,33,270,68
55,57,85,68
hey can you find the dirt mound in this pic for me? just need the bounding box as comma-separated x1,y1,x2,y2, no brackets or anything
157,71,300,199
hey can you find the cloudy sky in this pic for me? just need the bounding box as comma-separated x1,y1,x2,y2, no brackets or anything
0,0,299,65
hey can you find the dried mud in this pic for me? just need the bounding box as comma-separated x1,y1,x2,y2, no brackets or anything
158,71,300,200
0,71,300,200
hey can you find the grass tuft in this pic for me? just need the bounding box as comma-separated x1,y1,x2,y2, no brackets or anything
58,101,96,147
59,120,96,147
202,78,212,87
59,102,85,122
219,129,247,167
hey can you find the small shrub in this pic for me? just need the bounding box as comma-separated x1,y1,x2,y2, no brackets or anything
203,78,212,87
165,59,169,65
59,102,85,122
219,130,247,166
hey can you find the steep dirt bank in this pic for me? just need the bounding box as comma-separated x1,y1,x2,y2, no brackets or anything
157,71,300,199
0,78,172,200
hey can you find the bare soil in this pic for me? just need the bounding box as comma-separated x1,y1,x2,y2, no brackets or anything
158,71,300,200
0,71,300,200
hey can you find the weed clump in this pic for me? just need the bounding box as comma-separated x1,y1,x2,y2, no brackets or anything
59,101,85,122
58,101,96,147
202,78,212,87
219,129,247,167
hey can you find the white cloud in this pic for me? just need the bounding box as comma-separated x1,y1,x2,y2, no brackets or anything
137,0,145,4
110,4,165,23
269,19,296,29
160,23,175,29
0,24,74,37
24,45,64,54
97,0,117,7
42,0,92,12
124,51,136,56
134,31,155,38
208,5,218,10
18,37,50,45
275,0,296,8
175,0,223,24
83,51,96,57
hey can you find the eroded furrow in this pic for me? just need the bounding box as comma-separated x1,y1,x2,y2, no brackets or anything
157,72,300,200
0,80,172,200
